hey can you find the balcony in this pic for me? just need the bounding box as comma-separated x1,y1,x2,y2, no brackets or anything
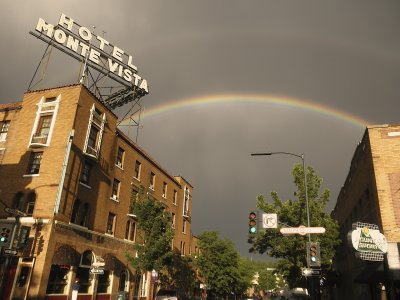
30,134,48,147
85,146,98,159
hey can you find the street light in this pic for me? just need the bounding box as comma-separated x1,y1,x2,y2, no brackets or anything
251,152,311,242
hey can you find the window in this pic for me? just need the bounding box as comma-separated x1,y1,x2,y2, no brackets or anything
134,160,141,180
183,186,190,216
30,96,59,146
26,192,36,216
97,271,110,293
71,199,81,224
129,189,138,215
46,264,70,294
111,178,120,201
150,172,155,190
84,105,106,158
182,219,187,234
162,182,167,198
116,147,125,168
12,192,24,211
27,152,43,175
32,115,52,144
80,160,92,185
118,270,128,292
80,203,90,227
125,220,136,241
0,148,5,164
0,121,10,141
106,213,116,235
172,213,176,228
173,190,177,205
77,251,93,293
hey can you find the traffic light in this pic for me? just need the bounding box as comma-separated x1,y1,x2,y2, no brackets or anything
307,242,321,267
0,223,15,248
17,226,31,249
249,211,257,234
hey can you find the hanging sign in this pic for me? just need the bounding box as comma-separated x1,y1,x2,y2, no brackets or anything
350,222,388,261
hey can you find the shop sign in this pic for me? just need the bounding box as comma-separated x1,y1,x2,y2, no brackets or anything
350,222,388,261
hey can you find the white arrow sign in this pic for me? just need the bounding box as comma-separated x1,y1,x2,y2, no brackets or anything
90,268,104,275
262,213,277,229
280,226,325,235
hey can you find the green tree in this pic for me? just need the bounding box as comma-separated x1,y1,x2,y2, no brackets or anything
249,164,340,287
127,186,175,283
196,231,248,298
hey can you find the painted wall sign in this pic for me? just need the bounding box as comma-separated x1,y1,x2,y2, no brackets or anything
349,222,388,261
33,14,148,93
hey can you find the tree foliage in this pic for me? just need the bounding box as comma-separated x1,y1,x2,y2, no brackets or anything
249,164,341,287
196,231,251,297
127,186,174,278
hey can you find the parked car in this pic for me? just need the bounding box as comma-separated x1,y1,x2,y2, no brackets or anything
156,289,181,300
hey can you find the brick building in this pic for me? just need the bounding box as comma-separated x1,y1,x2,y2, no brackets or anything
0,84,198,300
332,124,400,299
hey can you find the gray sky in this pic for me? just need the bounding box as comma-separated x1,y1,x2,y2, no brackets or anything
1,1,400,259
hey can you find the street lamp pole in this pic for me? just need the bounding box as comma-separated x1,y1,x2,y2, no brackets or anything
251,152,311,242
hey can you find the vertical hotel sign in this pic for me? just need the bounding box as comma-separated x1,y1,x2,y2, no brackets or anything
31,14,148,93
349,222,388,261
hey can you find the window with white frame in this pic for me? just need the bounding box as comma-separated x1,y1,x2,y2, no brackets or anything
183,186,190,216
162,182,167,198
133,160,141,180
125,220,136,242
149,172,155,190
173,190,177,205
172,213,176,228
84,105,106,158
106,212,116,235
30,96,59,146
182,219,187,234
116,147,125,168
111,179,120,201
0,121,10,141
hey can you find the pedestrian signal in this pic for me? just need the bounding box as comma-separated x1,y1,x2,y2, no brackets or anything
249,212,257,234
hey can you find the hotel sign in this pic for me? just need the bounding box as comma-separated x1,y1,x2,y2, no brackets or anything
31,14,148,93
349,222,388,261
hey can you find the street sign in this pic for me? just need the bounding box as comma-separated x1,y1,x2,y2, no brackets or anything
90,268,104,275
280,226,325,235
4,207,26,217
262,213,277,229
302,268,321,276
3,249,18,255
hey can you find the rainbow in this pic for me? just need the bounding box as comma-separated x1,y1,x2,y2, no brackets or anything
121,94,370,128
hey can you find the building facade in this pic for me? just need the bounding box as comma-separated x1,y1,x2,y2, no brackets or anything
332,124,400,300
0,84,197,300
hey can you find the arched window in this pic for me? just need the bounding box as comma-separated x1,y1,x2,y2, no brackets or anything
26,192,36,216
71,199,81,224
77,250,94,293
80,250,93,266
133,271,141,300
12,192,24,211
118,269,128,292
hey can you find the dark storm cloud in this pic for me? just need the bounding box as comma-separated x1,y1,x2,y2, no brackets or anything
1,0,399,259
